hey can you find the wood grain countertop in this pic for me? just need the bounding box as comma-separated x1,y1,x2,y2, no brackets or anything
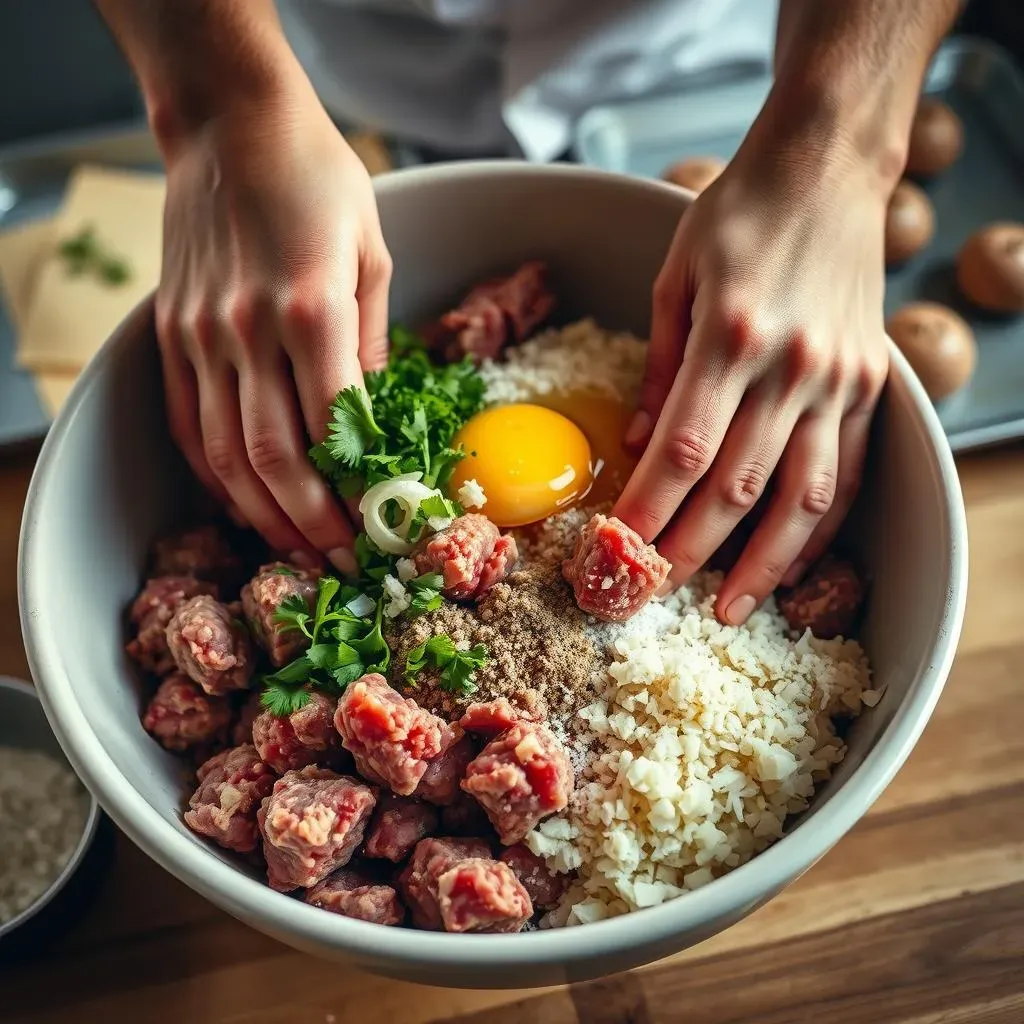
1,441,1022,1024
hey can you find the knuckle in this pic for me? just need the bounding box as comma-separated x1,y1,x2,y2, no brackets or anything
652,272,677,314
662,428,714,478
246,426,294,480
723,464,769,511
278,285,334,335
786,329,824,384
365,245,393,284
223,290,265,345
204,434,237,481
800,472,837,517
184,303,218,354
720,306,765,364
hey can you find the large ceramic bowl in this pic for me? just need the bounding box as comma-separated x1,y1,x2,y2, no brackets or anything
19,162,967,989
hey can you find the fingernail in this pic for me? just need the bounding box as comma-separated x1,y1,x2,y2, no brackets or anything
724,594,757,625
328,547,358,576
781,561,807,588
289,549,320,571
624,410,652,450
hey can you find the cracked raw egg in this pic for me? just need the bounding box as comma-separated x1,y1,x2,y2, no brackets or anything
450,404,594,528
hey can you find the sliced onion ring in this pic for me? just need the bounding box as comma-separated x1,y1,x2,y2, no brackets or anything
358,473,439,555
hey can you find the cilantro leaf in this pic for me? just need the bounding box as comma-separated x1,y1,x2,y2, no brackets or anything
404,634,488,695
273,595,314,639
260,679,312,717
324,386,385,467
406,572,444,618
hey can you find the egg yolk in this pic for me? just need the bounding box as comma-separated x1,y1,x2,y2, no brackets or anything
450,404,593,528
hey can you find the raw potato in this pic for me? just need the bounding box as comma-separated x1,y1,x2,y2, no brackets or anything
885,181,935,265
886,302,977,401
906,98,963,178
662,156,726,195
956,222,1024,314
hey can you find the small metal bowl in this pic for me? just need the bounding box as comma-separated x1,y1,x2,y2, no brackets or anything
0,675,110,963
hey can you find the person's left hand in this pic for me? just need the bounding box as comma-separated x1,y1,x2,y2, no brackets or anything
613,139,891,625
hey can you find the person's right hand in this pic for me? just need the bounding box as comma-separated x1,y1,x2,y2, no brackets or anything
155,82,392,574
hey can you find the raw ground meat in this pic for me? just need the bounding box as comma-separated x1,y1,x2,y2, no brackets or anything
440,793,496,839
258,767,377,892
151,524,242,585
462,721,574,845
396,837,493,930
183,744,276,854
499,843,569,909
777,556,866,640
334,674,456,796
142,672,232,752
414,733,475,807
166,595,254,696
232,691,263,746
562,514,670,622
304,867,405,926
435,858,532,933
126,576,218,676
363,795,439,863
241,562,319,667
252,691,345,774
458,693,546,739
423,261,555,364
413,515,517,602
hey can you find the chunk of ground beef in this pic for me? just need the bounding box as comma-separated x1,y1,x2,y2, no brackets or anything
499,843,569,909
458,693,546,739
183,744,276,854
252,691,345,774
414,732,476,806
777,556,866,640
422,261,555,364
334,674,456,796
562,514,670,622
258,767,377,892
142,672,232,752
232,691,263,746
412,515,518,602
396,837,493,930
436,858,532,933
127,576,218,676
304,867,405,926
363,794,439,863
241,562,319,667
462,722,574,845
151,524,242,585
441,793,497,839
166,595,254,695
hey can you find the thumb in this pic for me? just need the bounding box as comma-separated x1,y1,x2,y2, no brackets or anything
356,243,393,372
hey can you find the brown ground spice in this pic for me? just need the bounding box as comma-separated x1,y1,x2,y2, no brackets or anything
387,561,603,724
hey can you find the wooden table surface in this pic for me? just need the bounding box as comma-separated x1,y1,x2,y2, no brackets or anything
1,441,1023,1024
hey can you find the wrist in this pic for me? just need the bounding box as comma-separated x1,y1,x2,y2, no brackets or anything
144,35,311,160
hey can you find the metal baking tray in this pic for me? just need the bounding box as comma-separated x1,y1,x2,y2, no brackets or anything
0,119,418,451
573,37,1024,454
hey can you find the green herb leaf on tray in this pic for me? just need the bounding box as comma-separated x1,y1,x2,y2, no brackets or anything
58,224,132,287
404,634,488,696
260,678,312,717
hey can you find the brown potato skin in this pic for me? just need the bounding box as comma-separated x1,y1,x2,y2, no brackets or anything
885,181,935,265
956,223,1024,314
886,301,977,401
905,98,963,177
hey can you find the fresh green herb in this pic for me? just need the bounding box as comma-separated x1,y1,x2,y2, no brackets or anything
271,566,299,576
405,572,444,617
404,634,488,696
58,224,132,286
311,327,486,494
260,677,312,717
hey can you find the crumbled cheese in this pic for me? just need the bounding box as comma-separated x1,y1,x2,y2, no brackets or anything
382,575,411,619
533,571,872,926
395,558,417,583
457,478,487,509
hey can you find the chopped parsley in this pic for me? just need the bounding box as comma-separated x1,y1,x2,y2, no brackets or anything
404,635,489,697
58,224,133,286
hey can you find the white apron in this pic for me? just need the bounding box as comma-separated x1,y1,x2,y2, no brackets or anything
276,0,778,160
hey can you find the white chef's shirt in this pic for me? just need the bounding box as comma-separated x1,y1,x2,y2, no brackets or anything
277,0,778,160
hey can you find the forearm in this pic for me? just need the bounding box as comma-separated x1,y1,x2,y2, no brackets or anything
758,0,961,194
94,0,310,156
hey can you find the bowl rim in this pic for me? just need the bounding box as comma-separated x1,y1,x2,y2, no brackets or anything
18,159,969,972
0,675,101,940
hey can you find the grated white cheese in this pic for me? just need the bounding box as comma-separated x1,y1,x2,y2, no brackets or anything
395,558,417,583
381,574,411,619
457,478,488,509
479,319,647,406
532,571,874,927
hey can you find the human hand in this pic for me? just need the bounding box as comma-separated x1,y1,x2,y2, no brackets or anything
613,140,891,625
155,83,391,573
